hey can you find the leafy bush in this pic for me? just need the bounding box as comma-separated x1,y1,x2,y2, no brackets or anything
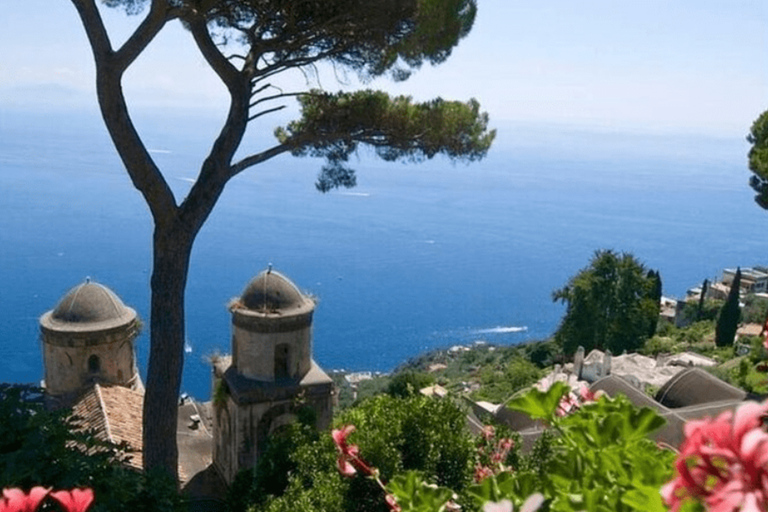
468,383,675,511
680,299,722,324
640,335,678,356
249,395,474,512
524,340,562,368
335,383,677,512
386,371,435,398
0,384,181,512
742,294,768,324
470,358,541,403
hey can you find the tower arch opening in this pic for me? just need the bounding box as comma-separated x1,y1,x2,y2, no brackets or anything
88,354,101,373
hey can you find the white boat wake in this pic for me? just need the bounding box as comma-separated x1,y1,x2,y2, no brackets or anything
475,326,528,334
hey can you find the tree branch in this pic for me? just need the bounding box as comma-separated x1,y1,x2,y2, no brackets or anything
250,83,277,98
248,105,287,122
70,0,177,224
69,0,114,61
249,92,305,108
187,16,241,87
230,144,292,177
113,0,171,71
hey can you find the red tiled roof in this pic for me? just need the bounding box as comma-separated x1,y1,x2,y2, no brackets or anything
71,384,144,470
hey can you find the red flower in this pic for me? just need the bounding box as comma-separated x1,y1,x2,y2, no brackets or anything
0,488,49,512
332,425,373,477
662,400,768,512
50,489,94,512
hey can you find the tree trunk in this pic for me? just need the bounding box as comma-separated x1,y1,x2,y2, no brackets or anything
143,223,193,481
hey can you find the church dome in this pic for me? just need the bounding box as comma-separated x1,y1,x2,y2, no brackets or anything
41,280,137,332
238,269,313,314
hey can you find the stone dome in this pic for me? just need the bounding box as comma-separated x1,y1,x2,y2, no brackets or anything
238,269,313,314
41,280,137,332
655,367,747,409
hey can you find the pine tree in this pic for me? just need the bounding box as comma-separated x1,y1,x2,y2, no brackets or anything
716,268,742,347
69,0,494,478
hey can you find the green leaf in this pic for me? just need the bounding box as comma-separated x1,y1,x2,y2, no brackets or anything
506,381,570,421
621,486,668,512
388,471,454,512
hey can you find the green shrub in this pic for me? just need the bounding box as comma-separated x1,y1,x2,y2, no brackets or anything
471,357,541,403
640,336,677,356
251,395,474,512
741,294,768,324
525,340,562,368
386,371,435,398
0,384,181,512
680,300,722,323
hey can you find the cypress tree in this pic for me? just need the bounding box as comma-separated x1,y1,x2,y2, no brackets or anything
716,268,742,347
646,270,662,337
653,271,663,304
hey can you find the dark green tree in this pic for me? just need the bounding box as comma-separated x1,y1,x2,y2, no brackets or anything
716,268,742,347
747,109,768,208
646,269,662,337
69,0,494,478
552,250,660,356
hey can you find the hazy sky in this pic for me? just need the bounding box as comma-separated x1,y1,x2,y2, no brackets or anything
1,1,766,136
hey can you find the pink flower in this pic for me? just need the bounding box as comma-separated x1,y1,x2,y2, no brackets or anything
474,464,494,483
490,438,514,464
0,488,49,512
332,425,373,477
385,493,401,512
49,489,94,512
556,392,580,417
662,400,768,512
578,386,603,403
482,425,496,441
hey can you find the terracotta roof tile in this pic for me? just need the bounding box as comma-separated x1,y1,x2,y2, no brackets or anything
99,384,145,469
71,384,144,470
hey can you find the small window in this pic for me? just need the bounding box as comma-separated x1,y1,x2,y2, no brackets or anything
275,344,290,379
88,355,101,373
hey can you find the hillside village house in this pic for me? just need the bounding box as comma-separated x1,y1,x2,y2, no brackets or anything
722,267,768,294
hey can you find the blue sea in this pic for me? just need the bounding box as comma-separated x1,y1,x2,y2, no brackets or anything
1,108,766,399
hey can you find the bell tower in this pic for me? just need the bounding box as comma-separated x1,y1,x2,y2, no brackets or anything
40,279,141,404
212,268,333,484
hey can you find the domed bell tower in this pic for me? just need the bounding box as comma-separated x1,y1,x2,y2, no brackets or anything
212,268,333,485
39,279,141,405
